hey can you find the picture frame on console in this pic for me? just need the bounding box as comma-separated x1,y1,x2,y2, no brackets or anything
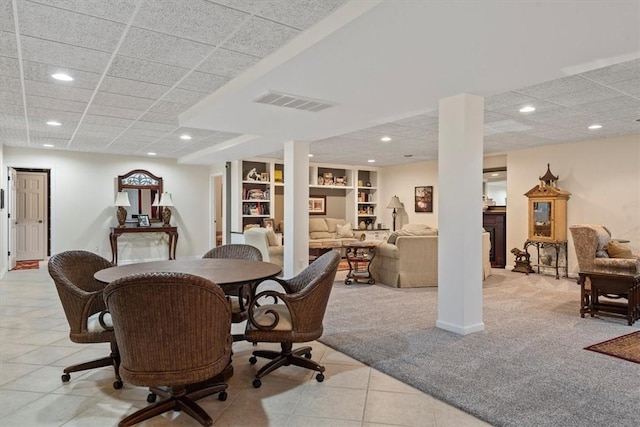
309,195,327,215
415,186,433,213
138,214,150,227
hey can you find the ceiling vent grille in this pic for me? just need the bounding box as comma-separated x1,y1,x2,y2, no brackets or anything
254,91,335,112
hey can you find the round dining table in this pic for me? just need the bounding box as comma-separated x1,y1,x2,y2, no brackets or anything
94,258,282,290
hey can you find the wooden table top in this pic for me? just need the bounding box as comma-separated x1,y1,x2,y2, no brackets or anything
94,258,282,286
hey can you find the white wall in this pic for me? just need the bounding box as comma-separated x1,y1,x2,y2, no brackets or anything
3,147,212,265
380,134,640,277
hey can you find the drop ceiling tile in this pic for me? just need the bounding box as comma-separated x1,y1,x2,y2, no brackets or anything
26,94,87,113
100,76,170,99
0,127,27,141
2,90,22,105
123,128,168,139
598,107,640,121
18,1,125,52
516,75,596,99
0,0,13,31
0,102,23,115
571,96,640,115
253,0,346,30
30,128,74,139
75,122,128,135
139,111,178,126
30,0,139,23
119,27,212,69
20,36,111,73
485,91,537,111
162,87,207,105
93,91,156,111
527,127,589,141
0,75,22,93
177,71,228,93
580,59,640,84
546,85,622,107
134,0,248,45
25,80,94,102
86,103,144,120
196,47,260,78
148,101,189,115
83,115,134,128
0,113,27,129
484,119,535,136
30,136,70,146
130,120,176,132
224,16,299,58
0,56,20,78
607,78,640,97
27,107,82,122
0,30,17,58
365,123,425,139
392,114,438,129
107,55,189,87
22,61,102,89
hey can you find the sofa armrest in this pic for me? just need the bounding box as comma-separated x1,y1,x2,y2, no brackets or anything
376,242,399,259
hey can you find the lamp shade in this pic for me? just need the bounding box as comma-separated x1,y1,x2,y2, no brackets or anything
158,192,174,207
114,191,131,207
151,192,160,207
387,195,403,210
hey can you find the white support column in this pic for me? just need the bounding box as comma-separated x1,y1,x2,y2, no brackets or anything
436,93,485,335
283,141,309,277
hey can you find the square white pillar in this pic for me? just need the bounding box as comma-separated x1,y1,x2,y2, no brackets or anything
283,141,309,277
436,93,485,335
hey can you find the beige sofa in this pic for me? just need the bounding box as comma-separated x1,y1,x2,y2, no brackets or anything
370,224,492,288
308,218,359,249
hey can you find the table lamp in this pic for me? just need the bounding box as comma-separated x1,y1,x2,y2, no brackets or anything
387,195,403,231
159,192,174,226
114,192,130,227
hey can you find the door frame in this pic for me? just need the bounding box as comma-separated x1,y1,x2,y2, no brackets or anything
210,172,225,248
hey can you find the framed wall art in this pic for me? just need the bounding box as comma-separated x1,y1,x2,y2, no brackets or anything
309,195,326,215
415,186,433,213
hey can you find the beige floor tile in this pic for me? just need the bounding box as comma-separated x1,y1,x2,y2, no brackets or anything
319,363,371,389
226,381,306,415
0,389,45,417
5,344,82,365
0,361,42,385
363,389,437,427
368,369,423,394
286,415,362,427
0,342,40,361
319,347,365,366
2,365,76,393
0,393,99,427
293,385,367,421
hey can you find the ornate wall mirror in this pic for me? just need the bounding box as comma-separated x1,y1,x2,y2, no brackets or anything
118,170,163,222
483,167,507,207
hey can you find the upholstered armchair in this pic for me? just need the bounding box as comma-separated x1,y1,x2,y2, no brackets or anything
244,227,283,267
569,224,639,274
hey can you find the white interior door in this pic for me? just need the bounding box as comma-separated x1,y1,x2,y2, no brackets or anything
15,171,47,261
8,167,17,269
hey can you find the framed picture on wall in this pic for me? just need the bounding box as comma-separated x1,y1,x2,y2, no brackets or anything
415,186,433,213
309,195,326,215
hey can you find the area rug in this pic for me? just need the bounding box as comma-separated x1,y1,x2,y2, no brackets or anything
337,258,349,271
11,260,40,270
585,331,640,364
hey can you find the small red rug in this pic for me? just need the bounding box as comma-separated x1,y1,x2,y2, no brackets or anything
12,260,41,270
584,331,640,364
338,259,349,271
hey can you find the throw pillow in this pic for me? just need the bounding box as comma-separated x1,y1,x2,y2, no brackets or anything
387,231,399,245
336,222,354,238
266,229,279,246
606,240,634,259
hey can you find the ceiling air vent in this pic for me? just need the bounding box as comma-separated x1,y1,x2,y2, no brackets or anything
254,91,335,112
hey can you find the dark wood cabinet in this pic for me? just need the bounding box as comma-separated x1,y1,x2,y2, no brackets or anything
483,210,506,268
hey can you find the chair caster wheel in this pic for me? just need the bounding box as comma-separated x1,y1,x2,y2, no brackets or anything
147,393,157,403
61,373,70,383
304,352,312,359
113,380,123,389
316,373,324,382
253,379,262,388
249,356,258,364
218,391,227,401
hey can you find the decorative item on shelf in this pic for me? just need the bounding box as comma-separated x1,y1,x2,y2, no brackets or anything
358,179,364,187
387,195,403,231
365,182,371,187
260,172,269,182
159,192,174,226
335,176,346,186
245,168,260,181
482,195,489,212
274,170,283,182
114,192,131,227
322,172,334,186
317,175,324,185
359,221,367,230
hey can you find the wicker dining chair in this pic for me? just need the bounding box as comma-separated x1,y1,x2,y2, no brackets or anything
104,272,232,427
47,250,122,388
203,244,263,341
245,250,340,388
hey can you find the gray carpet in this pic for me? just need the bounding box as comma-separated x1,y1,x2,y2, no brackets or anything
321,269,640,427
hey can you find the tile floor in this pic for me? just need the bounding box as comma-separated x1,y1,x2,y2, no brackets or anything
0,267,490,427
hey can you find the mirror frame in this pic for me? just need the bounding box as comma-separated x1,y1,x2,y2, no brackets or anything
118,169,163,222
483,167,507,209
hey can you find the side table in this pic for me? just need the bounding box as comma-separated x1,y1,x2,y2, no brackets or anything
577,270,639,326
344,242,377,285
110,224,178,265
524,239,568,279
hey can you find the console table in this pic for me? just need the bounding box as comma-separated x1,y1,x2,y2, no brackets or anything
524,239,568,280
109,224,178,264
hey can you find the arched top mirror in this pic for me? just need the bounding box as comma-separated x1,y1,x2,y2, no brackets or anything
118,170,163,222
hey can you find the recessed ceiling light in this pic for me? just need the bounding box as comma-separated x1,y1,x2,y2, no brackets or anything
519,106,536,113
147,152,157,156
46,120,61,126
491,173,500,177
404,154,413,158
588,124,603,130
179,134,192,140
43,144,54,148
51,73,73,81
380,136,392,142
367,159,375,163
308,154,314,157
